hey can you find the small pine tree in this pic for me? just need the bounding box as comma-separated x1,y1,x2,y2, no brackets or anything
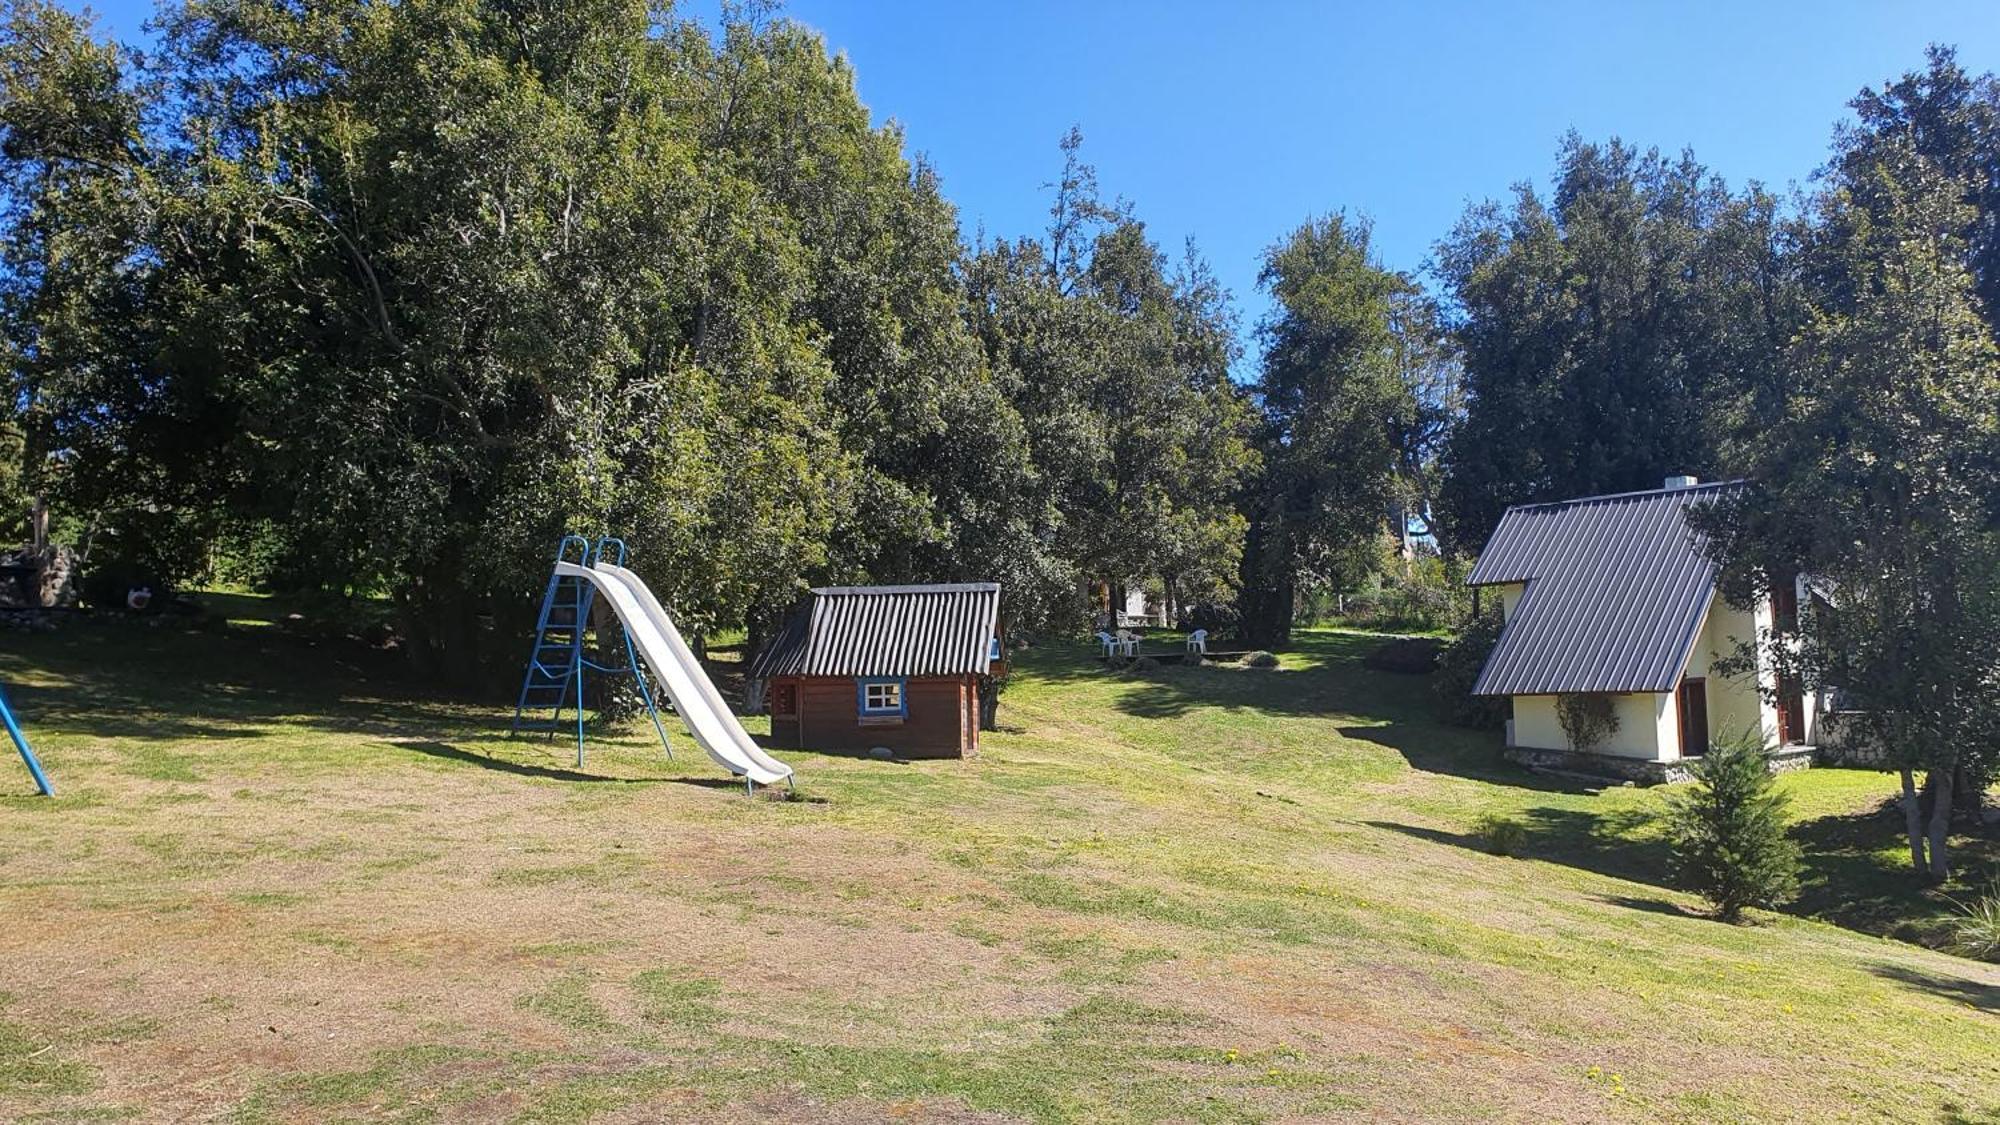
1665,734,1802,922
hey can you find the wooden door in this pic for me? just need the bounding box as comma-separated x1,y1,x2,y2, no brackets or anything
1677,678,1709,758
1777,677,1805,746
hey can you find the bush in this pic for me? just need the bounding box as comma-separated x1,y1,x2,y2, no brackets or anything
1473,812,1528,857
1556,693,1620,753
1434,612,1508,730
1665,735,1802,922
1244,650,1279,669
1178,600,1238,635
1364,636,1442,674
1940,878,2000,961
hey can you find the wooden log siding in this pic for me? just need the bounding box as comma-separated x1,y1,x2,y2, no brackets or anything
767,675,978,759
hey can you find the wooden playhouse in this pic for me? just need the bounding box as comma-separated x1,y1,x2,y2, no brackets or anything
749,583,1002,759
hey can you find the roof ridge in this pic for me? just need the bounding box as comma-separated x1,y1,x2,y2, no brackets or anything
1502,479,1747,513
810,582,1001,595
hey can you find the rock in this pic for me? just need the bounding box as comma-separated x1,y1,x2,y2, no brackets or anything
868,746,894,760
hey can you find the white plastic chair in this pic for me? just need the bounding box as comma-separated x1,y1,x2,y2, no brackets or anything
1096,631,1121,659
1115,629,1139,657
1186,628,1208,655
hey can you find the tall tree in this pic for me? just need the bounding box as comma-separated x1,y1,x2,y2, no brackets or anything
964,131,1255,629
1833,45,2000,336
1693,138,2000,881
1240,214,1416,646
1434,135,1795,552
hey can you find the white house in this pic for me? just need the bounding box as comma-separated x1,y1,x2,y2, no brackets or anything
1465,476,1818,782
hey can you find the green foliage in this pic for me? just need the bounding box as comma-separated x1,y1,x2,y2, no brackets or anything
962,130,1257,628
1434,134,1794,552
1433,610,1508,730
1691,94,2000,880
1665,735,1803,922
1472,812,1528,857
1240,215,1444,645
1939,878,2000,962
1554,693,1620,754
0,6,1258,694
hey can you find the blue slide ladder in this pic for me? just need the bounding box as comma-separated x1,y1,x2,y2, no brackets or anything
510,535,672,767
2,681,52,797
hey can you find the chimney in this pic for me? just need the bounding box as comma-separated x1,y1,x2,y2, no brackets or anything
1663,474,1699,490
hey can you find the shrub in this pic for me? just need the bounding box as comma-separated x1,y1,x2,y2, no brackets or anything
1665,735,1802,922
1940,878,2000,961
1473,812,1528,857
1434,611,1508,729
1555,693,1620,753
1244,650,1279,669
1363,637,1442,674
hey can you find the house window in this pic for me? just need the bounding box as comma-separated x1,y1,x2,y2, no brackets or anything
1772,573,1799,635
857,678,906,719
771,682,798,718
988,637,1003,662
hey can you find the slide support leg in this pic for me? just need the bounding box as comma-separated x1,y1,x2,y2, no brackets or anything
622,624,673,761
574,657,587,769
0,685,52,797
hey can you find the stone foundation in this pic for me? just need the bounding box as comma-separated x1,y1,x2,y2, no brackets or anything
1504,744,1816,785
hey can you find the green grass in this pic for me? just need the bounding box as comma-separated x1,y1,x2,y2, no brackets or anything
0,595,1997,1122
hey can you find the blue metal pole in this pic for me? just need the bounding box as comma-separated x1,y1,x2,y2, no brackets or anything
575,662,586,767
624,624,673,761
1,683,52,797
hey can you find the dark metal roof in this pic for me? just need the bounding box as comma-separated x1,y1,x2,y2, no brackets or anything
1466,482,1742,696
749,583,1000,679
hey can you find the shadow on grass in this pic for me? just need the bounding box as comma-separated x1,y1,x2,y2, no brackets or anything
1368,805,1670,888
1868,961,2000,1012
1596,894,1701,919
391,740,660,784
1377,794,2000,948
1790,797,2000,940
1339,721,1608,794
1098,632,1403,722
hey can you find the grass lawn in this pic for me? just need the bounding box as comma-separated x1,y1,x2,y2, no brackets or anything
2,596,1997,1123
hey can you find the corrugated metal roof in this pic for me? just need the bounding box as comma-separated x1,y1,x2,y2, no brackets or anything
1466,482,1742,696
749,583,1000,679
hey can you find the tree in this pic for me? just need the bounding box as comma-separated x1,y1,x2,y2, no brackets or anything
0,1,1021,688
1434,135,1796,552
1833,45,2000,337
963,131,1256,633
1692,138,2000,881
1665,734,1803,922
1240,214,1417,646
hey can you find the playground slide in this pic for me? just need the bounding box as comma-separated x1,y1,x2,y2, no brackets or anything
552,562,794,789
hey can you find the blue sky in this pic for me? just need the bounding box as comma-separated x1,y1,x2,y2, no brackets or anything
73,0,2000,331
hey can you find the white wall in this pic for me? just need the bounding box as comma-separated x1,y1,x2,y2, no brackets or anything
1511,692,1674,760
1682,596,1775,750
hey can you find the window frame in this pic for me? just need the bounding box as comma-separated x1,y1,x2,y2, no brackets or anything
857,677,907,720
770,681,799,718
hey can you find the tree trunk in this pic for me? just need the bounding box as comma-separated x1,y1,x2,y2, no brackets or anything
1926,764,1957,882
1901,767,1929,875
978,674,1001,731
1953,760,1986,823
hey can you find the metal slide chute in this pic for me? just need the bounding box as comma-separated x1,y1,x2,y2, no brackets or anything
553,561,793,790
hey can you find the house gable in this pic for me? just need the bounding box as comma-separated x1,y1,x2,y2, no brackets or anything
1467,482,1742,696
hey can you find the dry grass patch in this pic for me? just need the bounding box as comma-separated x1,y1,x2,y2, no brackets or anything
0,603,1996,1121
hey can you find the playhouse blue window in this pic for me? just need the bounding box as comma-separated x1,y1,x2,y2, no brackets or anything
857,677,907,718
988,637,1003,662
